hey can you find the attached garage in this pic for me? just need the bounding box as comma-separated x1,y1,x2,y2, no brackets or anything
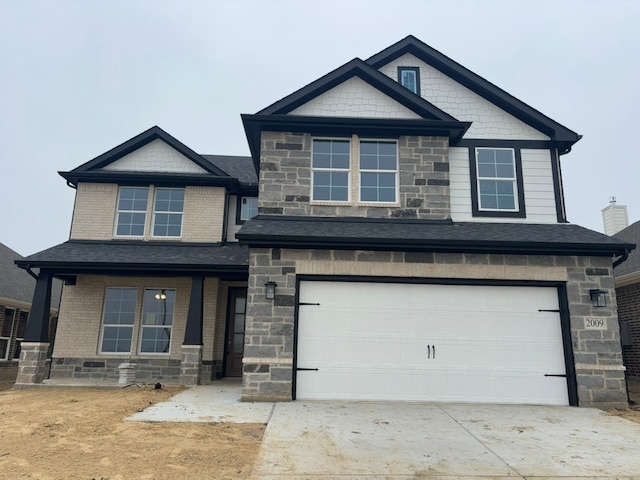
295,280,573,405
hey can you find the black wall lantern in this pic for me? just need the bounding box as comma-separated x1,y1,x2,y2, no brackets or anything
589,289,607,307
265,281,277,301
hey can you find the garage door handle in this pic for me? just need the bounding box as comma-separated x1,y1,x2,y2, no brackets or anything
544,374,567,378
297,367,319,371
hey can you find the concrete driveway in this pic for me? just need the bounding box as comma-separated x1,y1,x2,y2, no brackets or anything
127,384,640,478
252,401,640,479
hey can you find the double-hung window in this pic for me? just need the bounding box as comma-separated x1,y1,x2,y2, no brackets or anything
360,140,398,203
153,188,185,237
139,289,175,354
116,187,148,236
476,148,518,211
100,288,137,354
311,139,350,202
12,311,27,359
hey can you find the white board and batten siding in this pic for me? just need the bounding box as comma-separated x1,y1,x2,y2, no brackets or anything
296,281,569,405
449,147,558,223
377,53,550,141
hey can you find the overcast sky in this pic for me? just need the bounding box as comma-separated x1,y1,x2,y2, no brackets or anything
1,0,638,256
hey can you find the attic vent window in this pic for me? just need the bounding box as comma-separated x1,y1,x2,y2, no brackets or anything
398,67,420,95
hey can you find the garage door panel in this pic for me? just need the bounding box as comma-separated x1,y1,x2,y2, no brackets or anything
296,281,569,405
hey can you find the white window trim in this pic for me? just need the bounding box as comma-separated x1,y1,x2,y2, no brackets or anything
151,188,185,239
475,147,519,212
310,135,400,207
114,186,149,239
310,137,352,204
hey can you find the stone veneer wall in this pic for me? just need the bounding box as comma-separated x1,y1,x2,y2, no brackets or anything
617,282,640,380
259,132,451,220
241,248,627,408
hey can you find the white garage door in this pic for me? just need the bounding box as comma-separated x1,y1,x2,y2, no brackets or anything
296,281,569,405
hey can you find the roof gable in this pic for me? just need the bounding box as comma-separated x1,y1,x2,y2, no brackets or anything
366,36,581,149
68,126,227,176
258,58,458,122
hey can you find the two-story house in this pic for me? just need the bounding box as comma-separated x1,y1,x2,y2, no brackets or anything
16,36,634,409
14,128,257,385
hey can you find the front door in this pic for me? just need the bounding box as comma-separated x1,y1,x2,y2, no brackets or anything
224,288,247,377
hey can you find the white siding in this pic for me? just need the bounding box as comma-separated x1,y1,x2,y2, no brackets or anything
378,54,549,140
450,147,558,224
289,77,421,119
103,139,208,173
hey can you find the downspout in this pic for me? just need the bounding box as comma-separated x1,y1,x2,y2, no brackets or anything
613,250,631,268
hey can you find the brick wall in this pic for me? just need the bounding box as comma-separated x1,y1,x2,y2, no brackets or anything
242,249,627,408
70,183,225,242
617,282,640,379
50,276,238,383
259,132,450,220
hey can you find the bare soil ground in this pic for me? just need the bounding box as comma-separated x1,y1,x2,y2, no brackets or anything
608,379,640,423
0,380,637,480
0,385,264,480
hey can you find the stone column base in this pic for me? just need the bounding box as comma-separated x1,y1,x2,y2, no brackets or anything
15,342,50,385
180,345,203,386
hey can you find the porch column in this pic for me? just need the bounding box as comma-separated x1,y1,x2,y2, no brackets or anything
180,275,204,386
16,271,52,385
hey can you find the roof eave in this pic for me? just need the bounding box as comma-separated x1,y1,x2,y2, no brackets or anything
242,114,471,172
236,233,630,257
59,171,239,189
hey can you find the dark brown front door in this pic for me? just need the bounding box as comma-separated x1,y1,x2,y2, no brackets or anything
224,288,247,377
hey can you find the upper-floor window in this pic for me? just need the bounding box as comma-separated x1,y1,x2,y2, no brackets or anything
239,197,259,221
116,187,149,236
152,188,185,237
398,67,420,95
360,141,398,203
312,139,350,202
476,148,518,212
311,137,399,205
115,186,185,238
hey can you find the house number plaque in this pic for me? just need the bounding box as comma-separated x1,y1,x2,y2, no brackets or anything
584,317,607,330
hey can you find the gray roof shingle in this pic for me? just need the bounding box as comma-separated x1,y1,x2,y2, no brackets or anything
202,155,257,186
236,217,634,256
16,241,249,274
1,243,62,308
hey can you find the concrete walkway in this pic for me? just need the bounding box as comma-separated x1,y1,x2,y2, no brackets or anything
127,381,274,423
126,384,640,479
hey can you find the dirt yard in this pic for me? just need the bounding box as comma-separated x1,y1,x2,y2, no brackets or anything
0,385,264,480
0,380,637,480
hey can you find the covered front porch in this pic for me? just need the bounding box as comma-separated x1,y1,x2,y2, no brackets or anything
14,240,249,387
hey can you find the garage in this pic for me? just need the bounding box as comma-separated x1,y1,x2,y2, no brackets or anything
295,280,570,405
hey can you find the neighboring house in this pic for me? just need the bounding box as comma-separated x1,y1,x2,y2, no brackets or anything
15,36,634,409
0,243,61,382
613,220,640,381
